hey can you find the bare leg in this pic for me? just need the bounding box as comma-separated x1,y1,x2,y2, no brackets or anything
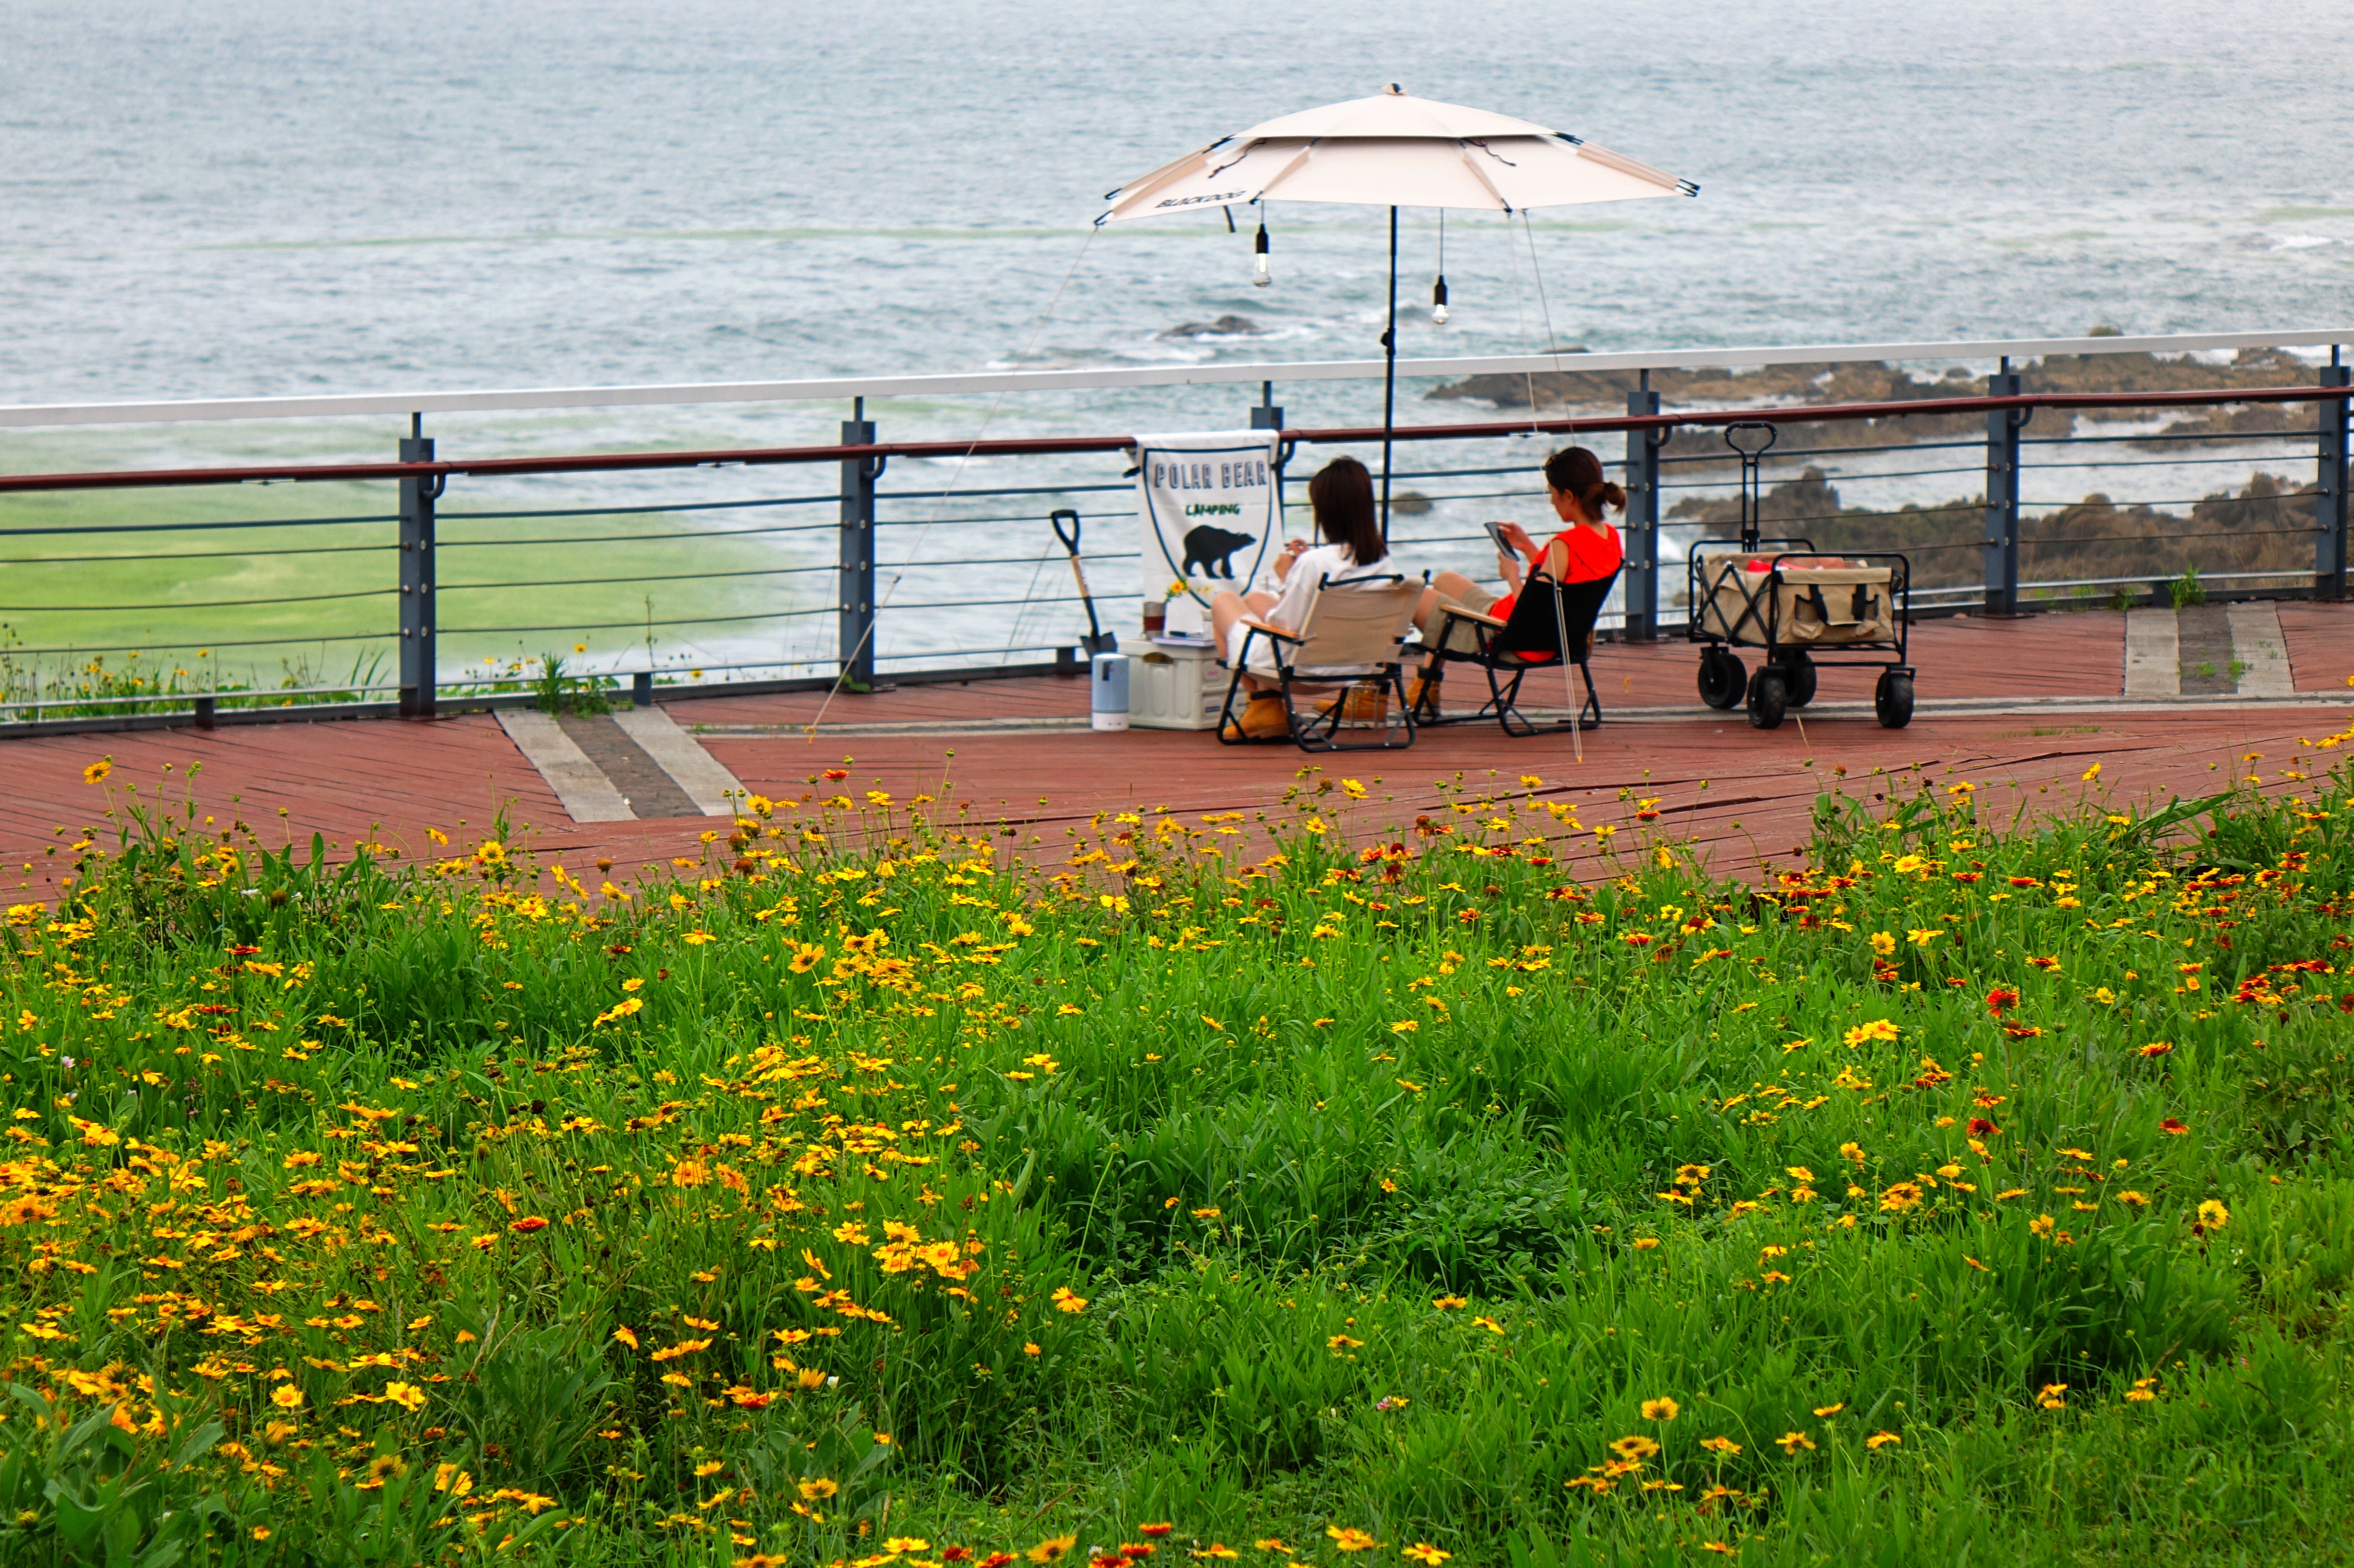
1413,570,1485,637
1409,570,1487,698
1209,589,1280,694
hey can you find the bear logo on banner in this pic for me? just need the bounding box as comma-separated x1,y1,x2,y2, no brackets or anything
1135,431,1283,611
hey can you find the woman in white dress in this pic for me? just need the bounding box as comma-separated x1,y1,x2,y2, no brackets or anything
1207,456,1392,736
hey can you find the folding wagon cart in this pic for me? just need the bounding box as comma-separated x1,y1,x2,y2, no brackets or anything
1685,423,1916,731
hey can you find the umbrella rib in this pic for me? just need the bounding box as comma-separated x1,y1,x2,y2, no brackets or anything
1243,141,1319,201
1451,143,1516,214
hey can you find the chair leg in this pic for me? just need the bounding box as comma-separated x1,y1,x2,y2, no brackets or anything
1410,656,1447,723
1578,659,1603,731
1489,664,1535,738
1280,678,1328,752
1214,661,1253,746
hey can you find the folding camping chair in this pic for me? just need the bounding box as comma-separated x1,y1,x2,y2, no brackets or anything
1215,573,1423,752
1413,561,1618,743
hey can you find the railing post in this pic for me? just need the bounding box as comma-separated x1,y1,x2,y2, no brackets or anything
397,425,438,717
1622,380,1663,640
1982,371,2024,617
2318,361,2350,601
838,406,880,690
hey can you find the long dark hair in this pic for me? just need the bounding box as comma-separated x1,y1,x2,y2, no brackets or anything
1543,446,1627,519
1306,456,1383,565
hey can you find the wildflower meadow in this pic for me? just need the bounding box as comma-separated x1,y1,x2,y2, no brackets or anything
5,725,2354,1566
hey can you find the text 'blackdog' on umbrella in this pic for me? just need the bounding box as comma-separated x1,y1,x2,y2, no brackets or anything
1097,84,1697,533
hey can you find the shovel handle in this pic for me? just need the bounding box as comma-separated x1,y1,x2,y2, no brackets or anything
1050,508,1082,557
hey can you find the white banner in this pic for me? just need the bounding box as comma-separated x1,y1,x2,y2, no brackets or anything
1135,430,1283,610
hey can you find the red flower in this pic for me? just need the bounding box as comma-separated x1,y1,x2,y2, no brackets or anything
823,769,849,781
1139,1527,1175,1540
1121,1547,1156,1560
943,1551,972,1563
509,1216,550,1233
1967,1118,2001,1138
2159,1118,2190,1136
1623,933,1653,947
1985,988,2019,1016
228,944,263,956
981,1555,1017,1568
2136,1043,2172,1058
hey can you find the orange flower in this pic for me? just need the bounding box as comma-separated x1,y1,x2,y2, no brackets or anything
509,1216,549,1234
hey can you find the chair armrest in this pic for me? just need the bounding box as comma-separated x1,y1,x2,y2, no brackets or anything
1239,616,1305,644
1439,604,1507,629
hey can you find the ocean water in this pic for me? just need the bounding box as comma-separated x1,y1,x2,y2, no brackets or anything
2,0,2349,675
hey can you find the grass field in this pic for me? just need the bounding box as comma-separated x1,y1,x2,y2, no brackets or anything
3,730,2353,1566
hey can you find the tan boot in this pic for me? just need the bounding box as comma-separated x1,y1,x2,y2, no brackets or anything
1222,693,1290,740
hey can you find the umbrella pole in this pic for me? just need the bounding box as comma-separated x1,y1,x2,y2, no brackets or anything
1381,204,1397,543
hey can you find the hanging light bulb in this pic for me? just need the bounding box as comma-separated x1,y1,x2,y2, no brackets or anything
1252,221,1271,288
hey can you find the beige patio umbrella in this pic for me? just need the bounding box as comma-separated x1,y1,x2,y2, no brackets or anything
1099,84,1697,529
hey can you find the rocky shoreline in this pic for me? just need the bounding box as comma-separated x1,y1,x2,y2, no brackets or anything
1426,342,2328,454
1663,466,2321,593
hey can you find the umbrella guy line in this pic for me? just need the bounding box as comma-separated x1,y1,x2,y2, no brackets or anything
802,228,1100,741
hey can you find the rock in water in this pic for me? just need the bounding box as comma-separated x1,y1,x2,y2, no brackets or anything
1159,315,1266,339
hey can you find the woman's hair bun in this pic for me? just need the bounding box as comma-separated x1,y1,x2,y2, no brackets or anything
1542,446,1625,515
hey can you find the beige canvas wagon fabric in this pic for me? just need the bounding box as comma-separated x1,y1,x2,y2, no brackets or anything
1698,556,1898,646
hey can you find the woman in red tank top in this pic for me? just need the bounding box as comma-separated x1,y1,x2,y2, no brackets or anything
1413,447,1625,667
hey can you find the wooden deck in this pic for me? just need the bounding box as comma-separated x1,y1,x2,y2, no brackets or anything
5,603,2347,900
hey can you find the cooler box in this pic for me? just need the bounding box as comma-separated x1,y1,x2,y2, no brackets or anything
1128,640,1224,731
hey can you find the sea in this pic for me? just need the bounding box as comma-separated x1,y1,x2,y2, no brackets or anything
3,0,2350,677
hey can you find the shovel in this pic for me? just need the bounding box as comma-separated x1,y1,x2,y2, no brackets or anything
1052,508,1117,656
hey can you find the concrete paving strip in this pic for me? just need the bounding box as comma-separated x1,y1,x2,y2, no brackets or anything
612,704,745,816
495,709,635,822
2225,601,2295,696
690,690,2352,739
2123,607,2180,699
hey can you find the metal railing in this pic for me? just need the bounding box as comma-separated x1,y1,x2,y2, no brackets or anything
0,328,2346,734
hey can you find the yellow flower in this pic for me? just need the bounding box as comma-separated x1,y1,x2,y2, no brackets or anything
1699,1436,1741,1456
1869,931,1897,957
798,1479,840,1500
1028,1537,1078,1564
1609,1434,1660,1462
1050,1287,1088,1314
1641,1398,1680,1421
1775,1430,1814,1453
270,1385,304,1410
1866,1430,1901,1449
2198,1198,2229,1230
1402,1548,1451,1566
1843,1019,1899,1047
1325,1527,1380,1553
382,1381,426,1412
2081,762,2102,781
1812,1403,1844,1417
83,759,113,784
